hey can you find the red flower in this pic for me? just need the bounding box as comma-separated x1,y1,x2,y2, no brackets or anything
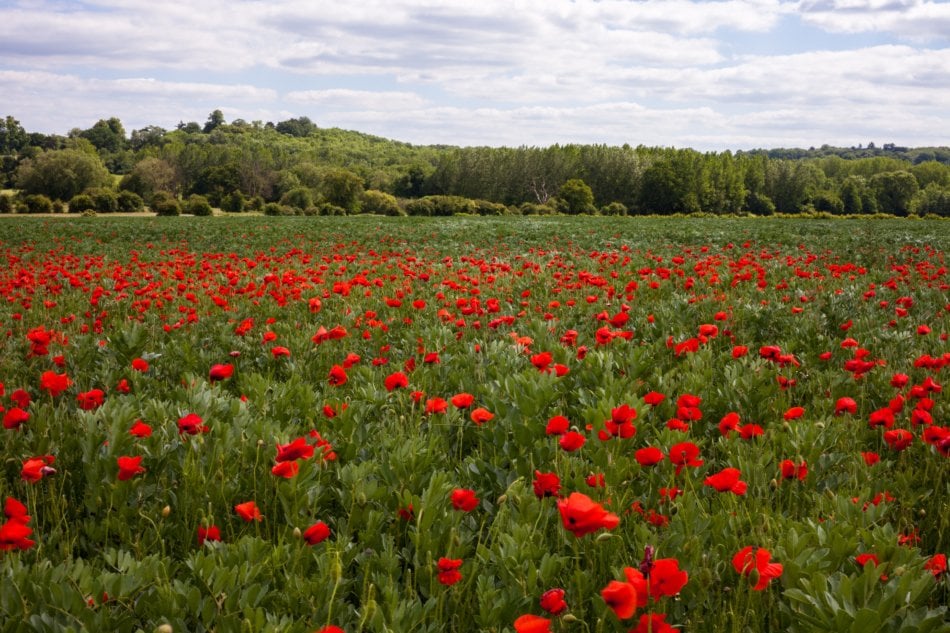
129,419,152,438
601,579,638,619
514,614,551,633
178,413,209,435
539,588,567,615
315,626,344,633
328,365,347,386
437,557,463,586
668,442,703,474
533,471,561,499
234,501,263,522
633,613,675,633
39,371,71,397
425,397,448,414
271,346,291,358
559,431,586,452
197,525,221,545
384,371,409,391
835,397,858,415
303,521,331,545
276,437,315,462
635,447,665,467
869,407,895,429
643,391,666,406
924,553,947,577
780,459,807,481
10,389,31,408
861,451,880,466
209,363,234,382
271,461,299,478
557,492,619,537
3,407,30,430
545,415,569,435
883,428,913,451
76,388,105,411
117,455,146,481
732,345,749,358
648,558,689,599
21,455,56,483
451,393,475,409
783,406,805,420
704,467,747,495
131,358,149,372
470,408,494,425
451,488,479,512
0,497,34,551
733,546,783,590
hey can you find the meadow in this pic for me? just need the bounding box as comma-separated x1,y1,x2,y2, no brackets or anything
0,215,947,632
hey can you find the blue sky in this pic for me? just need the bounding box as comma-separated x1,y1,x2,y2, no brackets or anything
1,0,949,150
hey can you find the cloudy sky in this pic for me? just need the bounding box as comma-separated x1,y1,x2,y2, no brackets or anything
1,0,949,150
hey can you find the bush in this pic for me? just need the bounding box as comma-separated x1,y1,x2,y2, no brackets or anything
318,203,346,216
117,190,144,213
279,187,314,212
474,199,509,216
86,187,119,213
745,192,776,216
246,196,264,212
263,202,297,216
68,194,96,214
21,194,54,214
600,201,628,216
361,190,402,216
151,191,181,216
185,194,213,216
0,192,13,214
519,202,556,215
220,191,245,213
52,200,65,214
405,198,434,216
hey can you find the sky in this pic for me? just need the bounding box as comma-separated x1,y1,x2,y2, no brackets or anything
1,0,949,150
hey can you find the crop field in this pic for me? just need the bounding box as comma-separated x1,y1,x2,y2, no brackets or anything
0,215,947,633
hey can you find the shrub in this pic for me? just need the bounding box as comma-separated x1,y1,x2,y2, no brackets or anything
474,199,509,216
21,193,54,214
405,198,434,216
0,192,13,214
360,190,402,216
318,203,346,216
68,194,96,214
151,191,181,216
601,201,628,216
185,194,213,216
279,187,314,212
263,202,297,216
117,190,144,213
86,187,119,213
220,191,245,213
745,192,776,216
246,196,264,212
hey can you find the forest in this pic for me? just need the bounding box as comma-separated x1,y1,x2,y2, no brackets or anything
1,111,949,217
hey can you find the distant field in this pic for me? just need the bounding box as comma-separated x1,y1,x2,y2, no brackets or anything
0,216,947,632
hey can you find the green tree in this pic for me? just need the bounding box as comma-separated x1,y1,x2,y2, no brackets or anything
80,117,126,154
16,149,111,201
150,191,181,216
185,194,213,216
910,183,950,217
0,115,29,154
557,178,595,214
322,168,364,213
203,110,226,134
119,157,181,201
870,170,919,216
275,117,318,137
360,190,402,216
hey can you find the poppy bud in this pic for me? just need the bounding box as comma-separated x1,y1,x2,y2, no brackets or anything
815,422,825,430
894,566,907,576
257,439,264,447
595,533,614,542
156,625,173,633
769,479,778,489
497,494,508,505
293,527,302,539
162,505,171,518
561,614,579,623
919,509,927,517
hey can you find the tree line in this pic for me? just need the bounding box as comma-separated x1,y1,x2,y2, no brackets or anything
2,111,949,217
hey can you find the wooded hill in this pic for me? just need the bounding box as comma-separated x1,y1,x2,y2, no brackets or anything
2,112,949,217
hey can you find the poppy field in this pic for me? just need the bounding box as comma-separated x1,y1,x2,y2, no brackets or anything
0,215,948,633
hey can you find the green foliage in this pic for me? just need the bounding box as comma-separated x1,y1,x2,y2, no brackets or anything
910,184,950,217
185,194,213,216
16,149,111,201
203,109,226,134
360,189,402,216
557,178,595,214
68,193,96,214
85,187,119,213
20,193,54,213
116,190,144,213
79,117,127,154
220,190,246,213
871,170,920,216
600,201,628,216
119,157,180,202
275,116,318,137
0,115,29,154
321,168,364,213
280,187,314,211
0,191,14,214
150,191,181,216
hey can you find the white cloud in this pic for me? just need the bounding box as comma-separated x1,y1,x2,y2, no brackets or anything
797,0,950,40
286,89,428,110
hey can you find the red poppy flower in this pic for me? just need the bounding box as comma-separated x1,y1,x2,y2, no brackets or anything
425,397,448,414
539,588,567,615
635,447,664,467
545,415,570,435
437,557,463,586
451,488,479,512
0,497,34,551
271,461,299,478
559,431,586,452
10,389,31,409
733,546,783,590
209,363,234,382
513,614,550,633
234,501,263,522
470,408,494,425
3,407,30,430
178,413,209,435
76,388,105,411
328,365,347,386
533,471,561,499
303,521,331,545
384,371,409,391
732,345,749,358
835,397,858,415
601,579,638,619
868,407,895,429
883,428,913,451
271,346,291,358
780,459,807,481
276,437,315,462
668,442,703,474
924,553,947,577
129,420,152,438
21,455,56,483
131,358,149,372
315,627,344,633
451,393,475,409
783,406,805,420
117,455,146,481
557,492,619,537
115,378,130,394
633,613,675,633
704,467,747,495
643,391,665,406
197,525,221,545
531,351,553,371
861,451,880,466
39,371,71,397
647,558,689,599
